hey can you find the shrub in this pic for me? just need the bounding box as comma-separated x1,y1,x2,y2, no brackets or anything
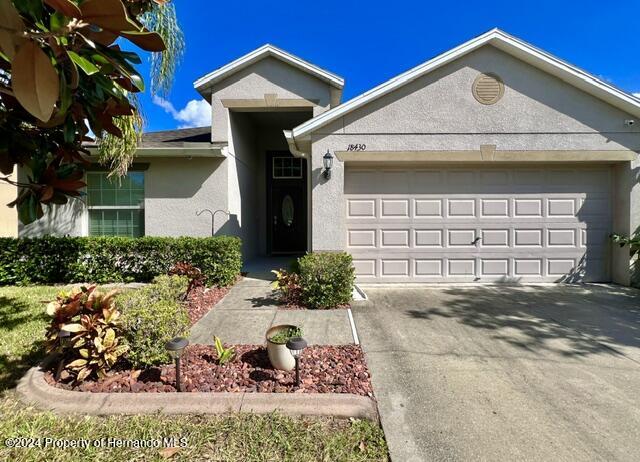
270,269,302,306
0,236,242,287
45,286,128,383
169,262,205,296
298,252,355,309
0,236,84,285
150,274,190,301
118,275,191,368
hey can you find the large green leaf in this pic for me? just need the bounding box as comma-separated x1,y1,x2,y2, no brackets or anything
67,50,99,75
17,193,43,225
15,0,44,21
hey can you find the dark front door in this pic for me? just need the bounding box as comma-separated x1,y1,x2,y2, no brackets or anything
267,152,307,254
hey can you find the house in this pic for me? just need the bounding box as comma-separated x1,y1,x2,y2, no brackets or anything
19,29,640,285
0,166,17,237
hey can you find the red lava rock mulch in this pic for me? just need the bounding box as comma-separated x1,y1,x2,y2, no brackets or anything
186,285,230,325
45,345,373,397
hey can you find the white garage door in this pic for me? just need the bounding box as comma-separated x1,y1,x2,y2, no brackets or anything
345,166,612,283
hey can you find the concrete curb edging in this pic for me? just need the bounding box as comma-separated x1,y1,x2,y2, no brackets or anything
17,365,378,422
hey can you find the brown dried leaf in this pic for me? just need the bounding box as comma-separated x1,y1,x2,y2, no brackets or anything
11,40,60,122
80,0,137,32
159,447,180,459
121,30,165,52
84,28,118,47
40,185,54,202
0,0,25,59
44,0,82,18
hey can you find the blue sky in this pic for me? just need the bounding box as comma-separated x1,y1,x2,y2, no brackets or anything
137,0,640,132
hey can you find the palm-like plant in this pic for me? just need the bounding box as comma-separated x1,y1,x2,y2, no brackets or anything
98,0,185,176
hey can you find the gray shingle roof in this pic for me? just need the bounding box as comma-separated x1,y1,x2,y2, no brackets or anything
140,127,211,148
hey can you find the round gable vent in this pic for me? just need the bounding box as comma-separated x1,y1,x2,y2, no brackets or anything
472,73,504,105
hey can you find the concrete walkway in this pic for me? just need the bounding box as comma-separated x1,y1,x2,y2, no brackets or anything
353,284,640,462
190,261,355,345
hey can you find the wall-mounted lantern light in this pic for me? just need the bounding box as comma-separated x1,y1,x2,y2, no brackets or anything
165,337,189,392
322,150,334,179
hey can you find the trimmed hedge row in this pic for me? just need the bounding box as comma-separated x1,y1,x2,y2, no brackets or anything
0,236,242,286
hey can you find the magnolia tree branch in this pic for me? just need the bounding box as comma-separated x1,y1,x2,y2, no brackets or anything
0,176,31,188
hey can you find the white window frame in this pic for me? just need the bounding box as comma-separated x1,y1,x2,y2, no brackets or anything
272,156,303,179
83,171,145,237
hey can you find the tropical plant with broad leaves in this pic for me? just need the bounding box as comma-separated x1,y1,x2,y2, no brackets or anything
168,261,205,296
270,268,302,306
213,335,235,365
611,232,640,255
0,0,184,224
45,285,129,382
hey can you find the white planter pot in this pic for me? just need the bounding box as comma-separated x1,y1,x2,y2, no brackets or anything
266,324,297,371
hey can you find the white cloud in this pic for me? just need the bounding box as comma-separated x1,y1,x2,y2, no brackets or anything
634,92,640,99
152,96,212,128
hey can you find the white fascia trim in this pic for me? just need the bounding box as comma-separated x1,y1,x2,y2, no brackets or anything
134,147,225,158
291,28,640,140
86,146,226,158
194,44,345,92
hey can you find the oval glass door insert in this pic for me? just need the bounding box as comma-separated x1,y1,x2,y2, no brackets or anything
282,195,294,227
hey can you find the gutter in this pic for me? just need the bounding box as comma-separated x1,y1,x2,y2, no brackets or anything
283,130,307,158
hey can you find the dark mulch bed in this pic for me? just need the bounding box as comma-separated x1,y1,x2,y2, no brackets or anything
186,286,230,324
45,345,373,396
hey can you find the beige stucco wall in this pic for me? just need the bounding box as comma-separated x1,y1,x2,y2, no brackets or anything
319,45,639,150
208,57,333,143
144,157,227,237
19,157,229,239
227,112,259,258
18,165,85,237
0,167,17,237
309,45,640,284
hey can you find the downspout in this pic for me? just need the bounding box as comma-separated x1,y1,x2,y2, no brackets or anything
283,130,307,158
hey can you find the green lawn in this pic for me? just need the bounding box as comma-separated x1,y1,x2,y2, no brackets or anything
0,286,388,462
0,285,60,390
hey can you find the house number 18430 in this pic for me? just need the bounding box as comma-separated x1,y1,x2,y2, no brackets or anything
346,144,366,151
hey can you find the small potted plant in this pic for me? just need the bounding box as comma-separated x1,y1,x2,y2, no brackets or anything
265,324,302,371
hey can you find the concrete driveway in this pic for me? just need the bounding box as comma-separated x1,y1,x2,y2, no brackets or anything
352,284,640,462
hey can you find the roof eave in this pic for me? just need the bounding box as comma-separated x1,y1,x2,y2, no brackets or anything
86,145,226,158
193,44,345,97
291,28,640,141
